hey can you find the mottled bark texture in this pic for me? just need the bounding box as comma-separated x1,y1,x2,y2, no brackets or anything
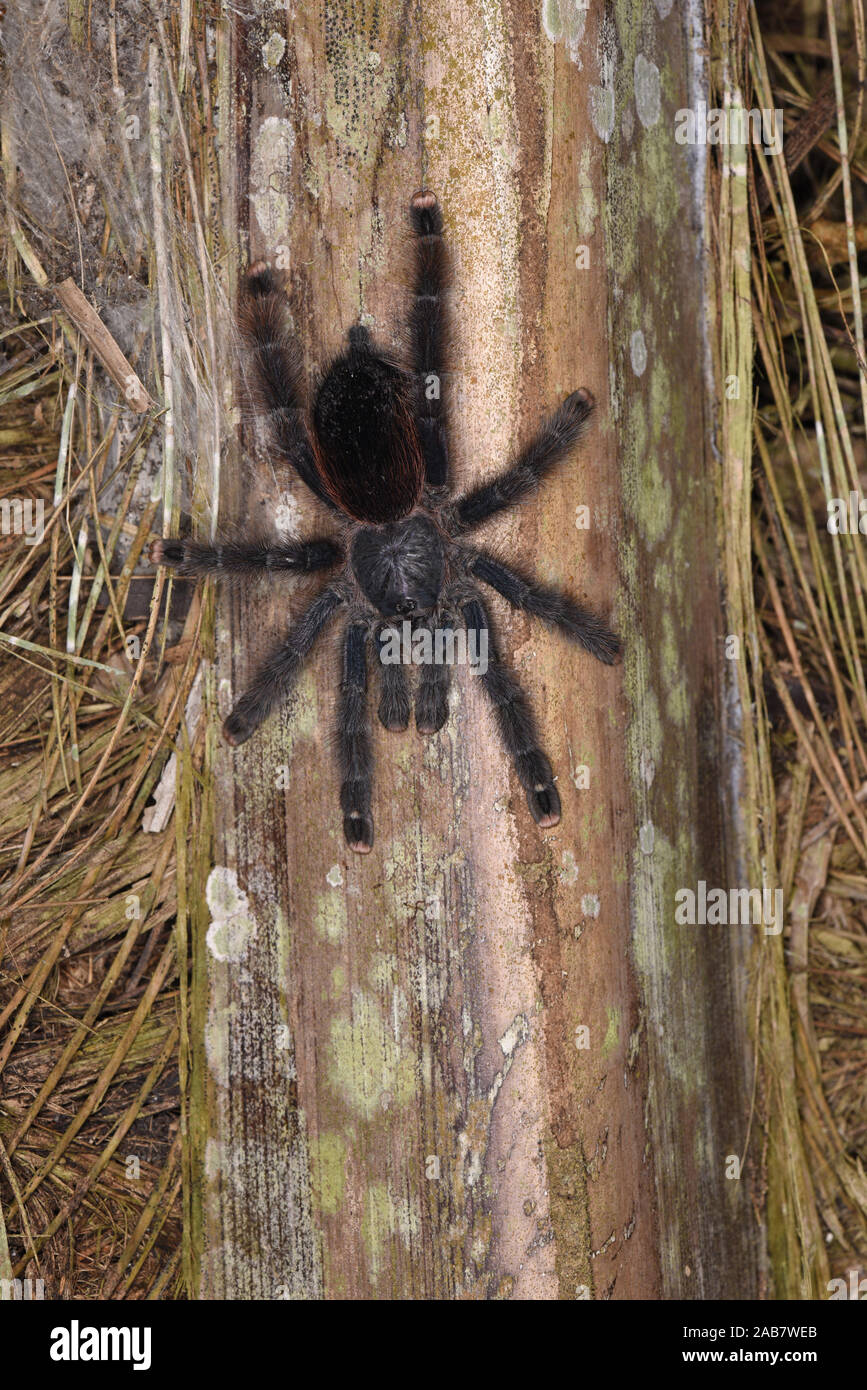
194,0,763,1299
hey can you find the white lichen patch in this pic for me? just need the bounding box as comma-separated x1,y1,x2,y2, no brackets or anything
274,492,302,538
499,1013,529,1058
639,821,655,856
326,863,344,889
541,0,560,43
459,1011,530,1193
388,111,407,148
250,116,295,245
207,865,248,920
206,915,257,964
542,0,588,65
634,55,661,130
205,999,239,1088
590,85,615,143
204,1136,225,1183
559,850,580,885
262,31,286,69
205,867,258,963
639,746,656,788
581,893,601,919
314,889,346,943
630,329,648,377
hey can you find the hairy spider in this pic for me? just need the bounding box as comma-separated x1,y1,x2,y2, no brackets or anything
149,191,619,853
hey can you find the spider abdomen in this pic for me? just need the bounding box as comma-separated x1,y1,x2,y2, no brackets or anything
311,327,424,524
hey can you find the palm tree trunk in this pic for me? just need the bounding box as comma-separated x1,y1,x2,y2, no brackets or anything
193,0,764,1300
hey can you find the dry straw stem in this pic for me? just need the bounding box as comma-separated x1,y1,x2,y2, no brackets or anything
745,0,867,1291
53,280,154,414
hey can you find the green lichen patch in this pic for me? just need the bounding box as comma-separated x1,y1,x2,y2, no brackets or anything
327,988,417,1120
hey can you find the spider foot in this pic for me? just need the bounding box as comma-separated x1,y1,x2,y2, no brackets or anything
378,691,410,732
564,387,595,416
149,537,184,567
416,695,450,739
415,687,449,735
527,783,561,829
244,261,281,298
344,812,374,854
222,707,257,747
575,612,622,666
409,189,442,236
596,626,622,666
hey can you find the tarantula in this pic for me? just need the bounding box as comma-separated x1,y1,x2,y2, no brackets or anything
150,191,619,853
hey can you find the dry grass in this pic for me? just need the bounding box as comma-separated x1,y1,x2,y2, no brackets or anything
0,1,223,1298
746,0,867,1292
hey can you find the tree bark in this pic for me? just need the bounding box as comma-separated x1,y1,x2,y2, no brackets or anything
193,0,764,1299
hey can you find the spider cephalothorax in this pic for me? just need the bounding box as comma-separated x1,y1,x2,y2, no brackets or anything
350,515,445,617
150,191,619,853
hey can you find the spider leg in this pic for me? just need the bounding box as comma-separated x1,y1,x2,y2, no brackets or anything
461,592,561,828
408,191,449,490
239,265,338,511
149,535,341,577
414,612,454,734
468,551,620,665
375,622,411,731
338,621,374,853
452,389,594,534
223,585,344,746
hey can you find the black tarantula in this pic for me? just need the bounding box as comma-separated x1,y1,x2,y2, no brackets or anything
150,191,619,853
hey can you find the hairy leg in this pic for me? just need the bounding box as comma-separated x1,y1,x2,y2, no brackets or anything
408,191,449,489
414,613,454,734
462,594,561,828
223,585,344,745
453,389,594,533
338,621,374,853
239,265,337,510
375,622,411,731
469,551,620,664
149,535,341,577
